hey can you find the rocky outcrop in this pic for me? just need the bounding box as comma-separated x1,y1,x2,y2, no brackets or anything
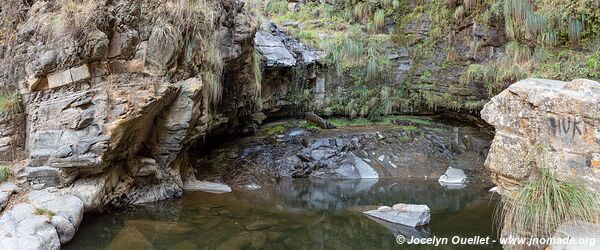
194,118,494,189
0,189,84,249
0,0,261,211
482,78,600,195
0,1,270,248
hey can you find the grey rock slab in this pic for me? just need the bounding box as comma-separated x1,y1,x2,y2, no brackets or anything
27,190,85,229
0,182,19,211
363,203,431,227
183,180,232,194
0,203,61,250
351,152,379,179
254,32,296,67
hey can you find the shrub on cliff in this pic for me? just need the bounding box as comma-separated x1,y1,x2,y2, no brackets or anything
0,165,9,183
0,91,21,115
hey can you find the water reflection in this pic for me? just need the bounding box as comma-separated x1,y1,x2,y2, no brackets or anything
66,178,500,250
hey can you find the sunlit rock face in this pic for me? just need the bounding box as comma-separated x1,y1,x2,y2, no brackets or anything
482,78,600,195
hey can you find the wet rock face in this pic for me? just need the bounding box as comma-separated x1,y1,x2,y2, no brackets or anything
195,120,493,189
482,78,600,194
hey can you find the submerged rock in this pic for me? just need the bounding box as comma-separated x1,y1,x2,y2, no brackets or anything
365,215,431,239
245,219,280,231
363,203,431,227
183,180,232,194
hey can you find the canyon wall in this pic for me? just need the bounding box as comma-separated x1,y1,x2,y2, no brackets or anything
0,0,267,212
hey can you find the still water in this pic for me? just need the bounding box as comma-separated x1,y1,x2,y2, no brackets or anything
65,178,501,249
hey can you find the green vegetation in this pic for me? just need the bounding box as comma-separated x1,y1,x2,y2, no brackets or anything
0,165,9,183
0,90,21,115
262,1,600,116
253,50,263,107
400,135,410,143
264,0,397,116
298,122,322,131
328,115,432,128
497,168,600,237
202,70,222,108
34,208,56,220
260,124,287,135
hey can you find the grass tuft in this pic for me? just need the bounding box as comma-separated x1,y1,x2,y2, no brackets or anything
253,50,263,104
202,70,223,108
34,208,56,220
0,90,21,115
496,145,600,238
0,165,9,183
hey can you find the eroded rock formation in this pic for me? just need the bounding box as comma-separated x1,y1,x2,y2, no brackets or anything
0,0,267,248
482,78,600,195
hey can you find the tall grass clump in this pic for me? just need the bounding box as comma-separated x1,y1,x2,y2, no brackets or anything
265,0,288,15
51,0,99,41
568,19,583,44
252,50,263,106
0,89,21,115
497,168,600,238
0,165,9,183
453,5,464,20
524,12,546,39
506,41,531,64
496,145,600,238
202,70,223,108
374,9,386,30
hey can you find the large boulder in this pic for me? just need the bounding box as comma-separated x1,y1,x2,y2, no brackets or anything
363,203,431,227
0,182,19,211
254,31,296,67
481,78,600,194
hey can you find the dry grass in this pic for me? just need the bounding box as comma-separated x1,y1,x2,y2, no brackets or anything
50,0,100,41
0,165,9,183
0,88,21,115
202,70,222,108
253,50,263,101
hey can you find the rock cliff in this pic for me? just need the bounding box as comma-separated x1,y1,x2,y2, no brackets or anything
0,1,267,248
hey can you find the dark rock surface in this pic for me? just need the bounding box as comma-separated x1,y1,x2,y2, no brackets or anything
193,117,494,189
